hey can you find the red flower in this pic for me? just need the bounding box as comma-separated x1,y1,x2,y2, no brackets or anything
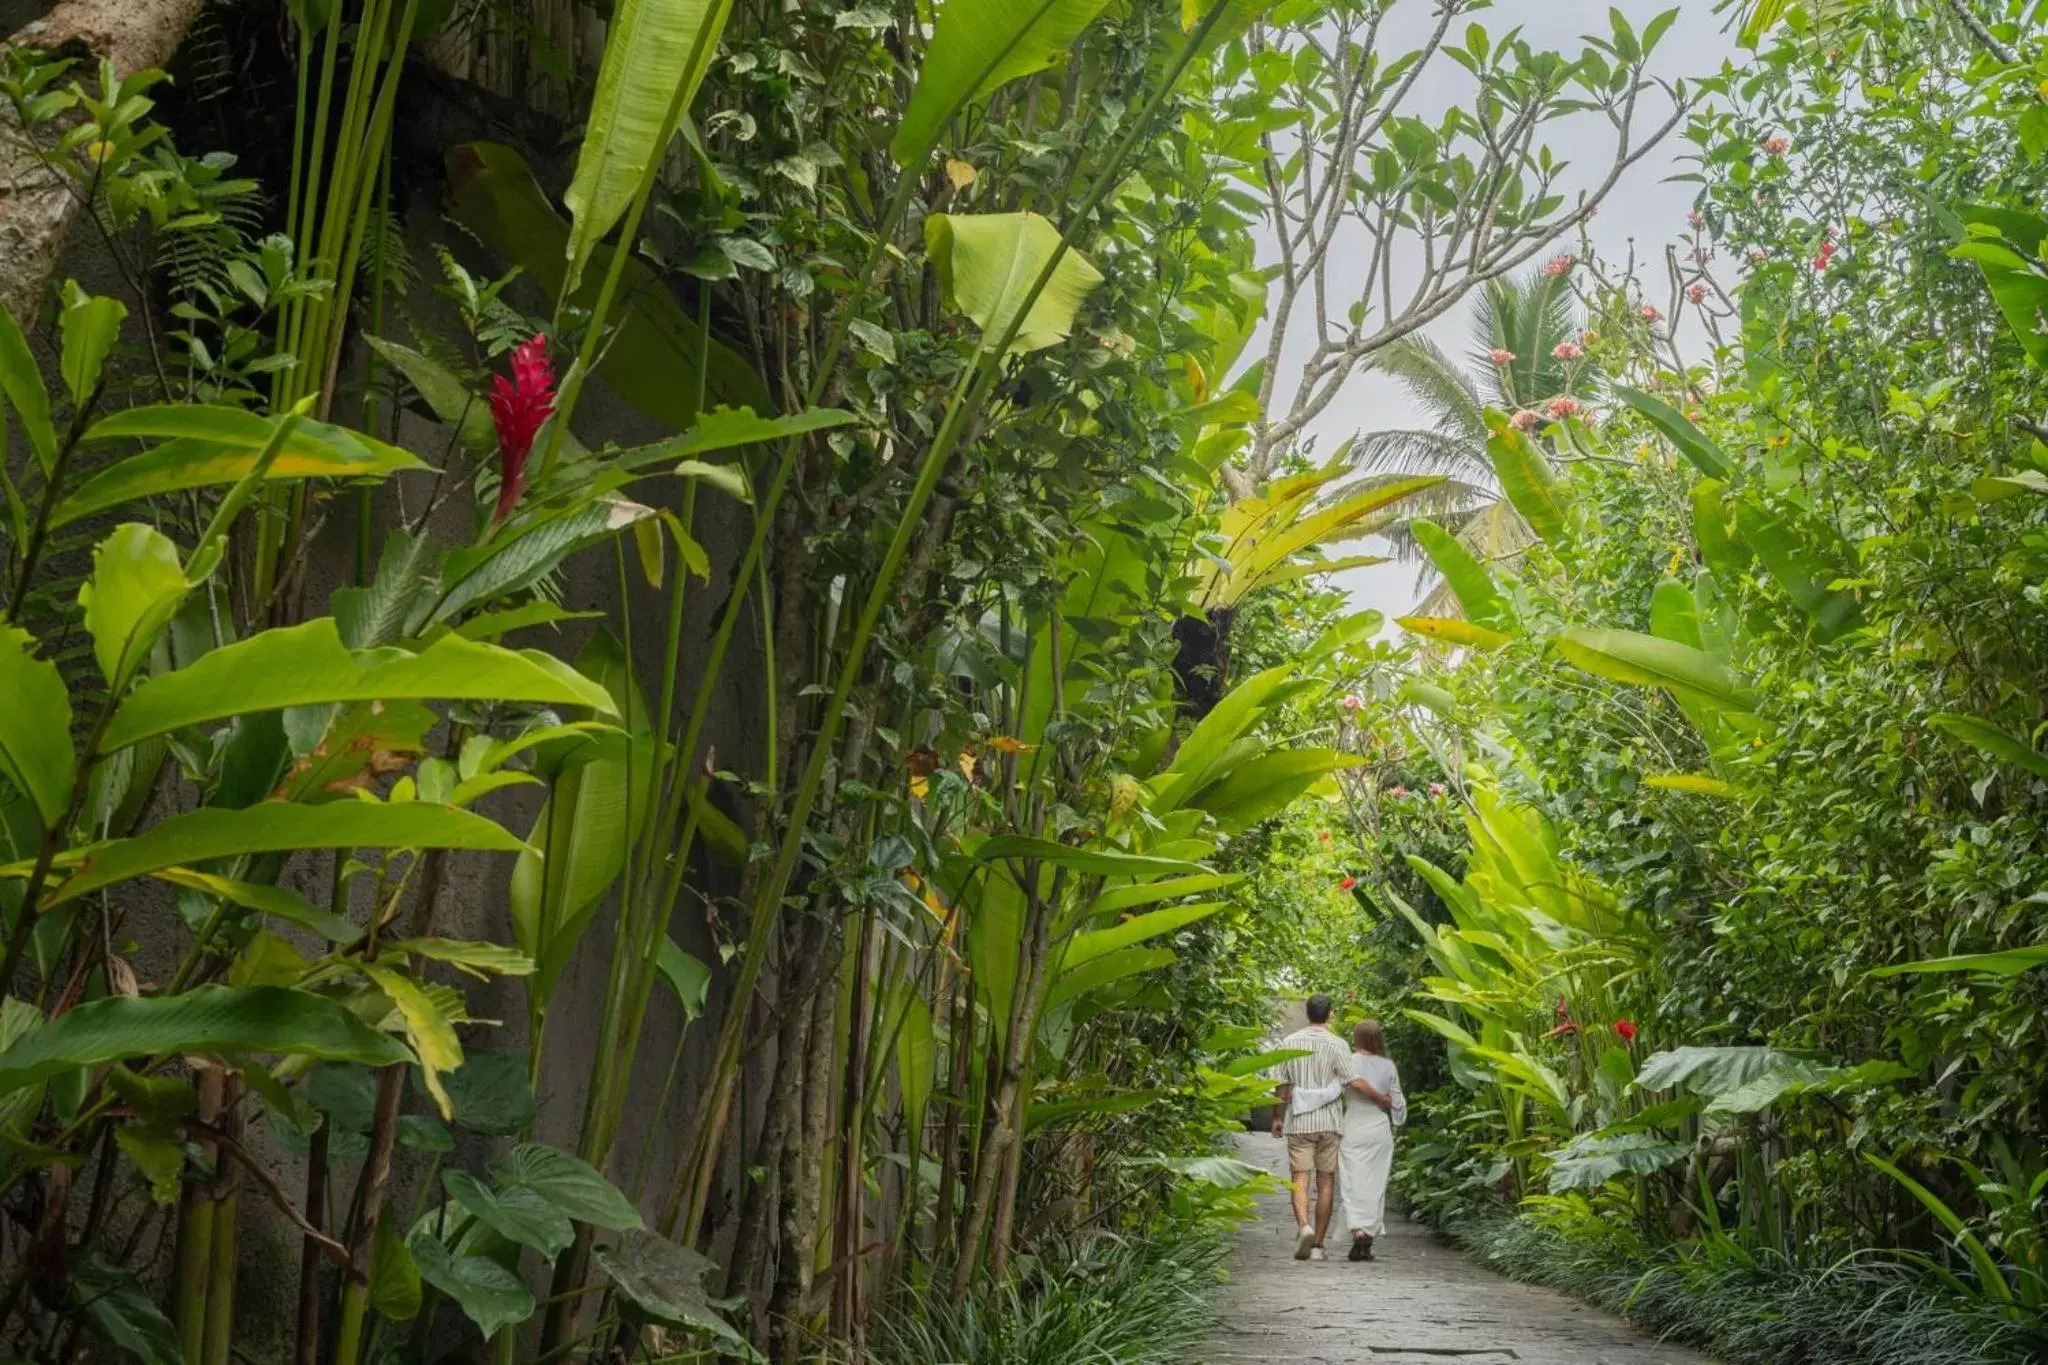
1814,238,1835,272
1616,1019,1638,1042
489,333,558,526
1339,877,1357,891
1318,829,1331,842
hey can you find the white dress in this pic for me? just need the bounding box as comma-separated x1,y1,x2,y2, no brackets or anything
1339,1053,1405,1236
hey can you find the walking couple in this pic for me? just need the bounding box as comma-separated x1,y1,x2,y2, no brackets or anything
1271,993,1407,1263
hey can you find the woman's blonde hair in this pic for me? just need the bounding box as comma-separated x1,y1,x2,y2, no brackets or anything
1352,1018,1386,1055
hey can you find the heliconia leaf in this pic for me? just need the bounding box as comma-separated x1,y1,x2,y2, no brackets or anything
563,0,736,292
151,870,363,944
100,617,616,752
1044,946,1178,1011
1554,627,1756,713
0,626,75,830
1642,773,1740,798
895,990,935,1131
1023,1088,1166,1137
1927,713,2048,781
44,803,526,906
1612,385,1733,479
924,212,1104,354
1398,616,1511,650
1410,520,1512,628
1186,749,1364,834
1485,412,1572,547
1648,577,1703,650
892,0,1113,168
1956,205,2048,371
56,409,426,528
1062,903,1226,974
0,987,409,1097
971,835,1205,879
1870,943,2048,977
656,942,712,1022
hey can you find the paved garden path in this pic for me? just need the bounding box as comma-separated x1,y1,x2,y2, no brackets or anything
1201,1133,1717,1365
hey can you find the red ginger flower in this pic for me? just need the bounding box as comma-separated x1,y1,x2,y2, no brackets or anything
490,333,558,526
1616,1018,1638,1042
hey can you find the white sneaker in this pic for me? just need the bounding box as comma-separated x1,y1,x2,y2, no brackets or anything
1309,1246,1328,1261
1293,1224,1315,1260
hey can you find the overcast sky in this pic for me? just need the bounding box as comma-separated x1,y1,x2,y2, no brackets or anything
1249,0,1742,618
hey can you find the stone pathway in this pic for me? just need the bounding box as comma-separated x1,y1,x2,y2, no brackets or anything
1201,1132,1717,1365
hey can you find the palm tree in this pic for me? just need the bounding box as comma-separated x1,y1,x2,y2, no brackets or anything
1341,271,1598,611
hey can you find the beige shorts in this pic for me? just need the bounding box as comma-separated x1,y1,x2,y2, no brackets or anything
1287,1131,1341,1175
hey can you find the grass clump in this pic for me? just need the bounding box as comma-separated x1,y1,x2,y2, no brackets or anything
862,1231,1229,1365
1435,1210,2046,1365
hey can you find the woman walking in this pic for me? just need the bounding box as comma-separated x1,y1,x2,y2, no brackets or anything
1340,1019,1406,1261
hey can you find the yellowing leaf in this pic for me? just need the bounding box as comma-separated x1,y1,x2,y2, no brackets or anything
1642,773,1740,798
1397,616,1511,650
361,963,463,1119
944,157,979,189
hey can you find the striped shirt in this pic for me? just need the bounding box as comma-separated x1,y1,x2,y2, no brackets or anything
1275,1025,1353,1136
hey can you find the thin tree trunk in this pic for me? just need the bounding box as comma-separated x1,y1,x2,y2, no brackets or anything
0,0,207,322
767,918,842,1363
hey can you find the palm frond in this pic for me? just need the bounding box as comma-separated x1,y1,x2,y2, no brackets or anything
1346,428,1498,483
1465,272,1592,410
1373,335,1486,443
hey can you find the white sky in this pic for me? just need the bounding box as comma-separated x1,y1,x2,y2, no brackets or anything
1248,0,1742,617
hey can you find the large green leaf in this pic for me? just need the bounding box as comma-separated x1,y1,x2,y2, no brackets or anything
1186,749,1363,834
1485,412,1571,546
1410,519,1511,628
497,1143,642,1230
1023,1088,1165,1136
1633,1045,1794,1097
563,0,735,291
69,1254,183,1365
1553,628,1755,713
409,1233,534,1339
594,1230,756,1354
656,941,712,1021
78,524,188,689
0,626,74,829
892,0,1111,167
972,835,1204,879
1732,500,1861,638
0,299,55,473
1545,1131,1691,1191
1955,206,2048,370
511,733,646,1012
1871,943,2048,977
0,987,408,1097
1927,713,2048,782
924,212,1104,355
58,283,127,406
1062,903,1225,974
444,1170,574,1257
55,409,425,529
101,617,615,752
1612,385,1733,479
44,802,525,905
362,335,494,453
1044,945,1176,1010
446,142,768,425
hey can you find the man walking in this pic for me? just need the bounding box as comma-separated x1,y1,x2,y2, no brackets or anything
1272,993,1352,1261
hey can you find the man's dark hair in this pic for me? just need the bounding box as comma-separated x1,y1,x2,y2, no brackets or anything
1305,993,1332,1024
